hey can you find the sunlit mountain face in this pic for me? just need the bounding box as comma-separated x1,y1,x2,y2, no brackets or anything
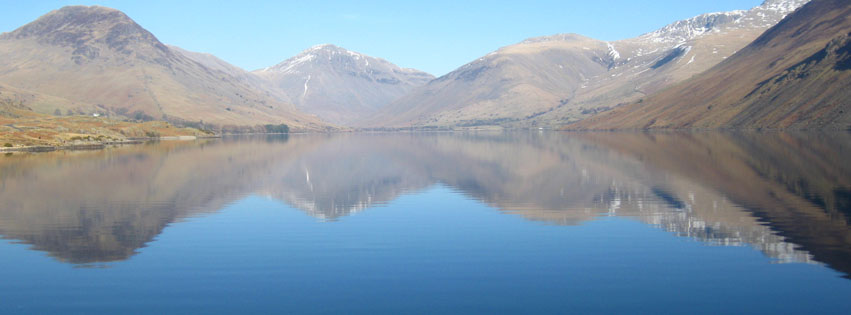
0,132,848,277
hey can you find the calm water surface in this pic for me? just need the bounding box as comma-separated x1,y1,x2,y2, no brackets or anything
1,132,850,314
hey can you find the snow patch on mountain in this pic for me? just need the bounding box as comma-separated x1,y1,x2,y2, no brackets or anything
638,0,809,47
607,43,620,60
303,75,311,97
265,54,316,75
640,11,746,45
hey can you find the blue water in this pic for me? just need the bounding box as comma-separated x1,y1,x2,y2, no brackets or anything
0,132,850,313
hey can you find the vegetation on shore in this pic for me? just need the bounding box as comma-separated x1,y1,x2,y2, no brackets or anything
1,99,213,149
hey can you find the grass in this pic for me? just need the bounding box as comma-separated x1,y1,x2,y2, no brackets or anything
1,101,208,148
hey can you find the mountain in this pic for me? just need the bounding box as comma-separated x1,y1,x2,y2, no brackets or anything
166,44,292,104
571,0,851,130
364,34,610,128
253,44,434,125
367,0,809,129
0,6,327,131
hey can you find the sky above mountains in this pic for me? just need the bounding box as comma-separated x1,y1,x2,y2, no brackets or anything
0,0,762,76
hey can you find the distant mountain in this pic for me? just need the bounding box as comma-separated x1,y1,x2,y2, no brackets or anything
0,6,327,131
572,0,850,130
368,0,809,128
253,44,434,125
363,34,610,128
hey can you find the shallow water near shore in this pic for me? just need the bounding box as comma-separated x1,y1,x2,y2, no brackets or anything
1,131,850,313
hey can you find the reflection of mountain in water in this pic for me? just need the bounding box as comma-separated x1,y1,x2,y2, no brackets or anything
0,132,848,277
580,132,851,275
0,136,308,263
256,135,433,220
384,133,823,265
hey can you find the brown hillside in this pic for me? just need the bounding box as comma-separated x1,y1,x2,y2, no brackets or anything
0,6,327,131
572,0,851,130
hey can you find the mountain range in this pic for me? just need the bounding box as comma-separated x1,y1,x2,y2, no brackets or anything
366,0,813,128
0,0,847,131
0,6,325,131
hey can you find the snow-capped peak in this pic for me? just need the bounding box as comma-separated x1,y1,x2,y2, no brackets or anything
256,44,433,87
309,43,335,50
263,44,362,74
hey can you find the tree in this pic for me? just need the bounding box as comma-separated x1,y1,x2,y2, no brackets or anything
264,124,289,134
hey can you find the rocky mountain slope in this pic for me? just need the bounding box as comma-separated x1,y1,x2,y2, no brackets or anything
572,0,850,130
253,44,434,125
367,0,809,128
0,6,327,131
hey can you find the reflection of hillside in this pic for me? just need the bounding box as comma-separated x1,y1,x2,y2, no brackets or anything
272,132,841,271
0,132,848,275
0,136,316,263
580,132,851,275
381,133,817,265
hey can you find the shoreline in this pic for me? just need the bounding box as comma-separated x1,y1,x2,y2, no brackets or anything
0,135,221,153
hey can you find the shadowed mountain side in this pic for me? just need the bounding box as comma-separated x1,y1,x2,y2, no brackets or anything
572,0,851,130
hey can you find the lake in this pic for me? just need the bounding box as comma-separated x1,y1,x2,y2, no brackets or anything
1,131,850,314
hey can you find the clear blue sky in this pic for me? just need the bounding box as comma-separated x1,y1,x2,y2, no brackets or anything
1,0,763,76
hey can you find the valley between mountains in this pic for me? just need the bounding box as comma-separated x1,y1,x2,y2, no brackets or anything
1,0,849,146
